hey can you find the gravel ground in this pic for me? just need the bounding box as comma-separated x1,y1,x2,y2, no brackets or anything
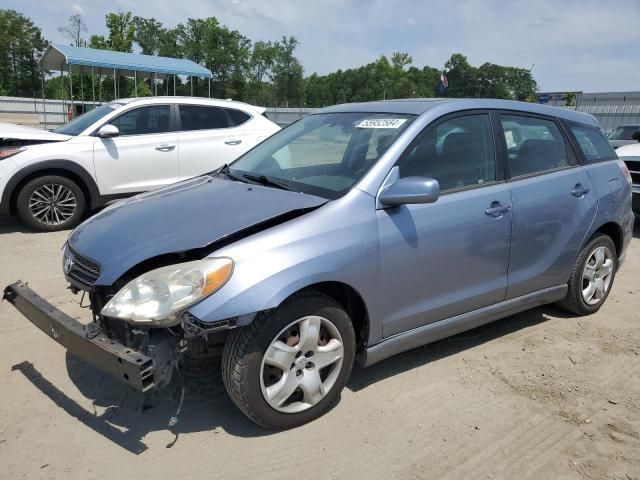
0,214,639,480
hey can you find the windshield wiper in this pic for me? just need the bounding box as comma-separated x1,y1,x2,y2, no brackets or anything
215,164,248,183
241,173,291,191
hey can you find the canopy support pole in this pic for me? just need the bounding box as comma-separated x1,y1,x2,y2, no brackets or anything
166,76,168,95
134,71,137,96
98,73,102,103
173,75,176,96
190,76,193,96
208,77,211,98
113,68,117,100
60,64,65,123
154,72,157,96
41,72,47,130
68,64,74,120
91,67,96,107
80,68,85,113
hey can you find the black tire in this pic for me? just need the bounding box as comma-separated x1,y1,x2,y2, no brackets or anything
557,233,618,315
16,175,86,232
222,292,356,429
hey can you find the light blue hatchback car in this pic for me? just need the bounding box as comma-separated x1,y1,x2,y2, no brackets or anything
4,99,634,429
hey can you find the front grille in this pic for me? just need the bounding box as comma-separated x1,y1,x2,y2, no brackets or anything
64,246,101,289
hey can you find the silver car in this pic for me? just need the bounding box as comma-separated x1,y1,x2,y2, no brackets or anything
4,99,634,429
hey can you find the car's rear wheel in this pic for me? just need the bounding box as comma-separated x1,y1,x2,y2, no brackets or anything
222,292,355,429
16,175,85,232
557,233,618,315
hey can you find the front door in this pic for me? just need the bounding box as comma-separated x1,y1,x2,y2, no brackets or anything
93,104,180,195
377,113,513,337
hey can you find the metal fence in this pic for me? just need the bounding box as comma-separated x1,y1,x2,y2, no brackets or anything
2,95,639,134
0,96,315,130
565,104,640,134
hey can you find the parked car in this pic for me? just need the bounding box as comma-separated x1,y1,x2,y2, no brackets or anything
614,142,640,212
4,99,634,429
0,97,280,231
608,123,640,149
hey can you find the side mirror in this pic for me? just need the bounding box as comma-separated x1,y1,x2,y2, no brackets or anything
97,124,119,138
379,176,440,207
633,131,640,142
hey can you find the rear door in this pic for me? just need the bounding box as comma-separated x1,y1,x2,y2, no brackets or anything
93,104,179,194
176,104,254,180
497,113,598,299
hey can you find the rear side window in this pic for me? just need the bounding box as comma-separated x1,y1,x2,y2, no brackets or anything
179,105,251,131
398,114,496,191
499,115,568,177
111,105,172,136
568,124,617,163
179,105,229,130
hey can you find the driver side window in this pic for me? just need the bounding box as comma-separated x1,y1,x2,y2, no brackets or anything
397,114,496,191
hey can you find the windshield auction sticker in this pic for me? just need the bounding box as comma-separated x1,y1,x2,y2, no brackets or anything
356,118,408,129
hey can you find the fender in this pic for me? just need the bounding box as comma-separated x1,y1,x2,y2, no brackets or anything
1,160,104,215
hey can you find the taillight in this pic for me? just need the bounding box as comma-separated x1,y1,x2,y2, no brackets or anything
618,160,632,185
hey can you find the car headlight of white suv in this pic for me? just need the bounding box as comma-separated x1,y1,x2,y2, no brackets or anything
101,257,233,326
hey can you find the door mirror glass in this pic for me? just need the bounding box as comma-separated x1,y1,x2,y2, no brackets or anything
379,176,440,207
97,124,120,138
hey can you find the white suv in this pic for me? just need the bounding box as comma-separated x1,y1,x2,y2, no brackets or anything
0,97,280,231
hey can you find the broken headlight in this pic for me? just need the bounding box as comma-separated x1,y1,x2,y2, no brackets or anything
101,258,233,327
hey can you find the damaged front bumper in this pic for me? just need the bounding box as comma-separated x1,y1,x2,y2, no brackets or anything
3,281,156,392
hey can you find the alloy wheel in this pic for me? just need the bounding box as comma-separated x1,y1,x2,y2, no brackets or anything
260,315,345,414
581,245,614,306
28,183,78,226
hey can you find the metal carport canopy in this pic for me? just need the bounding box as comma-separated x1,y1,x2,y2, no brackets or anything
40,43,212,79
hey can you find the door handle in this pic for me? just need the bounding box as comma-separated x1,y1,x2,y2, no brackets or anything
485,202,511,217
224,139,242,146
571,184,590,198
155,144,175,152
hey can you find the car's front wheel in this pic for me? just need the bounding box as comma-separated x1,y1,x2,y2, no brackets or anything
557,233,618,315
16,175,86,232
222,292,356,429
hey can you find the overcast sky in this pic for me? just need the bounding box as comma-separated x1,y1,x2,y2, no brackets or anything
6,0,640,92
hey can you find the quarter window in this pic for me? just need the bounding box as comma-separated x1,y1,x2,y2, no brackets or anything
110,105,172,136
569,124,616,163
398,114,496,191
499,115,569,177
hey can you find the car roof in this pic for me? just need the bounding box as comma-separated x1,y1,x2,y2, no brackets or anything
115,96,263,112
319,98,599,127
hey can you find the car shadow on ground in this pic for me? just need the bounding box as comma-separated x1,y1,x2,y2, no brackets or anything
10,304,565,453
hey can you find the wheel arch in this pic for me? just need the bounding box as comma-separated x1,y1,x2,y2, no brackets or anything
281,281,370,360
588,221,624,258
3,160,101,215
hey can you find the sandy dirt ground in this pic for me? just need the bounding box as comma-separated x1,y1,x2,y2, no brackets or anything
0,215,638,480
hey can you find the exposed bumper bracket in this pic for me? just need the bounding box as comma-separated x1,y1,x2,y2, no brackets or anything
3,281,155,392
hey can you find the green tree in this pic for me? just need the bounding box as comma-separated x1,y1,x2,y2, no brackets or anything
272,36,304,106
133,16,163,55
0,9,47,97
105,11,135,52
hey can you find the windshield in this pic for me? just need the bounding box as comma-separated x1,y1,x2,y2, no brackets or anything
54,103,123,136
608,126,640,140
228,112,415,199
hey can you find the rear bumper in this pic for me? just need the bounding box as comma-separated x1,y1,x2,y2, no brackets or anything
3,281,155,392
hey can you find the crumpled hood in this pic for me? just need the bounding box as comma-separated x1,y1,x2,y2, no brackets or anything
0,122,71,142
68,176,327,285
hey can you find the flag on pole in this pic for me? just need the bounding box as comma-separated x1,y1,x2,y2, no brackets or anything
439,70,449,96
